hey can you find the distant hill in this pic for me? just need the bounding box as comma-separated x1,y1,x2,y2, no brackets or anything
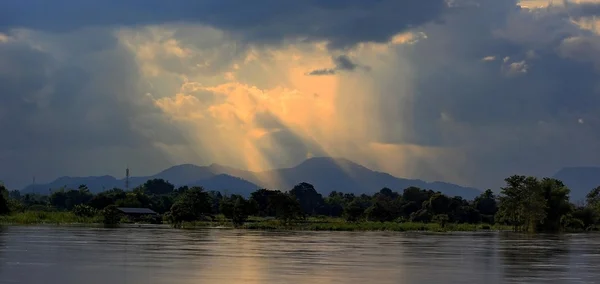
553,167,600,202
214,157,482,199
189,174,261,196
22,169,260,197
22,157,482,199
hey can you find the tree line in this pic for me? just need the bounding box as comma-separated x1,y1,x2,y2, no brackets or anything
1,175,600,231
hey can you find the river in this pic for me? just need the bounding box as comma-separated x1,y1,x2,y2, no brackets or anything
0,226,599,283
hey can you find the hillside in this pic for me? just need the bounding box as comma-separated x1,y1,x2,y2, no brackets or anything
21,157,482,199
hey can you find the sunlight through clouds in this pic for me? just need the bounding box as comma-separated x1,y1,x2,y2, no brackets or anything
2,0,600,189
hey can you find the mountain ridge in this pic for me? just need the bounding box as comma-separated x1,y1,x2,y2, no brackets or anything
21,157,484,198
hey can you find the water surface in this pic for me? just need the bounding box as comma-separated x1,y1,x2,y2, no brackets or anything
1,226,599,283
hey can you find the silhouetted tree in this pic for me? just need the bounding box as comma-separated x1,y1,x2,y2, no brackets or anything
102,205,121,225
250,189,282,217
268,192,303,224
474,189,497,224
73,204,97,217
0,185,10,215
221,195,253,226
365,201,394,222
289,182,325,216
169,187,211,223
344,200,364,222
538,178,572,231
497,175,547,232
143,179,175,195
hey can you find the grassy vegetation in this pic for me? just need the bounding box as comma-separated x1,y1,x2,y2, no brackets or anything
0,211,102,225
0,212,510,232
177,216,511,232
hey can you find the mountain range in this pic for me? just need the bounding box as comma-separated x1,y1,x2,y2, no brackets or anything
20,157,600,201
22,157,483,199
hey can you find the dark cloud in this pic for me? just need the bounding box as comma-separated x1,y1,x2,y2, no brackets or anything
334,55,359,71
369,0,600,187
565,1,600,18
307,55,364,76
307,68,337,76
0,30,184,188
0,0,448,49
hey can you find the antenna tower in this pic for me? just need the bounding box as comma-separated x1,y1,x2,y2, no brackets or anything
125,166,130,191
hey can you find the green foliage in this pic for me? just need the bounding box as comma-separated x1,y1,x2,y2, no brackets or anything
50,185,93,211
0,186,10,215
424,193,451,215
102,205,121,225
9,190,21,200
72,204,98,217
432,214,450,228
474,189,498,216
88,188,126,210
250,188,279,217
270,192,304,224
497,175,547,232
220,195,254,226
168,187,211,223
2,174,599,233
142,179,175,195
289,182,325,216
365,201,394,222
324,191,345,217
538,178,572,231
139,214,162,224
572,206,598,230
0,211,101,225
344,200,364,222
28,204,55,212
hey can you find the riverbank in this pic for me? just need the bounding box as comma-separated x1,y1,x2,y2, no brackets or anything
0,212,510,232
0,211,102,225
182,218,508,232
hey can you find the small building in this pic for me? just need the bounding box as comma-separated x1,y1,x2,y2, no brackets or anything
117,207,160,223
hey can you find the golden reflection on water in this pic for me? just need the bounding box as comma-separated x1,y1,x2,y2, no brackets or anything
1,227,599,284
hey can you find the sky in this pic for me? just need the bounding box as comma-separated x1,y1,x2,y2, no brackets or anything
1,0,600,190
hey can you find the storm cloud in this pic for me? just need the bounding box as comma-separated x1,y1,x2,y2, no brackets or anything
307,55,364,76
0,0,448,49
1,0,600,190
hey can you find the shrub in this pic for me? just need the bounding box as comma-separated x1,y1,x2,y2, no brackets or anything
102,205,121,225
27,205,55,212
72,204,97,217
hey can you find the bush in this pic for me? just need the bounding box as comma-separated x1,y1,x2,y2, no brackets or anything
432,214,450,228
221,196,253,226
72,204,97,217
102,205,121,225
27,205,55,212
140,214,162,224
0,196,9,215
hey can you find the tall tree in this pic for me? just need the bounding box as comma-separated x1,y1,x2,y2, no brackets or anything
497,175,547,232
143,179,175,195
169,187,211,223
539,178,572,231
289,182,324,216
474,189,498,216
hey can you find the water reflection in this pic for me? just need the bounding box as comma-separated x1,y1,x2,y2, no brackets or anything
0,227,599,284
499,233,571,283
